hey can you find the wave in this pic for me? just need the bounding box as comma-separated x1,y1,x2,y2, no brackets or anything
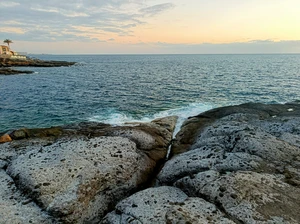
88,102,215,136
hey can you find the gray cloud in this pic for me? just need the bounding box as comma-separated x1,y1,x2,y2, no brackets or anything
147,40,300,54
0,0,174,42
139,3,175,16
0,1,20,7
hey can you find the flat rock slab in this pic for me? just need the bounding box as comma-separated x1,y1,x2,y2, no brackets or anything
102,186,234,224
8,137,148,223
3,116,177,223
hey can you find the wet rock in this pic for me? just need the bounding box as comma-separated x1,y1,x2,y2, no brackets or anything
10,128,30,140
0,58,76,67
0,68,34,75
9,127,63,140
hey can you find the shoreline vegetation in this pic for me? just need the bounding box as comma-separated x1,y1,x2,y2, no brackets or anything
1,102,300,223
0,57,76,75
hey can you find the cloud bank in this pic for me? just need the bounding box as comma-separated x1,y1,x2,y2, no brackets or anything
146,40,300,54
0,0,174,42
1,1,300,53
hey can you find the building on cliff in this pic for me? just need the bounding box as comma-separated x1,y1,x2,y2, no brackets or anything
0,45,27,60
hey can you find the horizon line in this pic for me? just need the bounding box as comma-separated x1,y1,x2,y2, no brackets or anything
28,53,300,55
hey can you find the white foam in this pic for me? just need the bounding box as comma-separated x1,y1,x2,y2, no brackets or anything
152,103,214,136
90,112,149,125
88,102,214,136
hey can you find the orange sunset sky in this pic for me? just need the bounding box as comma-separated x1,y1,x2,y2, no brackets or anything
1,0,300,54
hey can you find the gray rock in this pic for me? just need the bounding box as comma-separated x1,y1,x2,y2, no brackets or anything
0,138,56,161
7,137,150,223
103,186,234,224
5,116,177,223
177,171,300,223
0,160,7,169
159,103,300,223
0,170,55,224
172,102,300,156
165,197,234,224
101,186,188,223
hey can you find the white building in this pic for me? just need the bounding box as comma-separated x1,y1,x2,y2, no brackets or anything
0,45,27,60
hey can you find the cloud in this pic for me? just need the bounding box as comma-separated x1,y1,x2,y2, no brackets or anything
2,27,25,34
31,7,90,17
0,1,20,7
248,39,276,44
144,40,300,54
139,3,175,16
11,39,300,54
0,0,175,42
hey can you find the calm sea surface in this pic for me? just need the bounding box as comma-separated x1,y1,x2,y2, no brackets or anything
1,54,300,133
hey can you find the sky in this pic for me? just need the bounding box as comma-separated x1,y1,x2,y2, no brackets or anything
1,0,300,54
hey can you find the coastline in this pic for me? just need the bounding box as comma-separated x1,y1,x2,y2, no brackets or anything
1,102,300,223
0,57,76,75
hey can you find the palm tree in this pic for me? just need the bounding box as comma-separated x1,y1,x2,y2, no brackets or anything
3,39,13,49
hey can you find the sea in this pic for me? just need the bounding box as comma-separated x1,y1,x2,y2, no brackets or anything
1,54,300,134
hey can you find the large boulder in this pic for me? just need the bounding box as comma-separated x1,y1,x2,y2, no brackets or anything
172,101,300,155
4,116,177,223
157,102,300,223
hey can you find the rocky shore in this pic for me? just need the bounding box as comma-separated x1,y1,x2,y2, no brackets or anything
0,68,34,75
0,58,76,75
1,102,300,223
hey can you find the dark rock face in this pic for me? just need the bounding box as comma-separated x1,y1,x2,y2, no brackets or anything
0,57,76,74
0,68,34,75
0,58,76,67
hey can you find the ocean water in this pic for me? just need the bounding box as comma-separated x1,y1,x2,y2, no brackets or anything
1,54,300,133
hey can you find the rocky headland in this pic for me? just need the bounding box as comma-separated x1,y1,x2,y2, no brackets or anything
1,102,300,223
0,68,34,75
0,58,76,75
